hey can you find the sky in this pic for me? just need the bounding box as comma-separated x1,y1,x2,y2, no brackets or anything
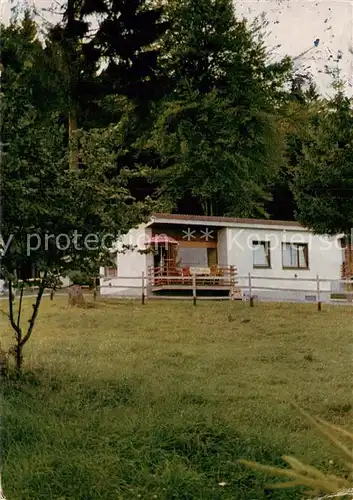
1,0,352,96
235,1,353,97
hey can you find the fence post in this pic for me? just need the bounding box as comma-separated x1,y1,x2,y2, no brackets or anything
93,278,97,301
316,274,321,311
248,272,254,307
141,271,145,305
192,273,197,306
230,265,235,286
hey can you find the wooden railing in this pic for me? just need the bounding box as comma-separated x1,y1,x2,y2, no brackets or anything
341,262,353,279
147,265,237,287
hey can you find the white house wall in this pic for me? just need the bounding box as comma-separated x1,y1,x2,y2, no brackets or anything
226,226,343,300
100,225,150,296
99,218,344,301
60,277,71,288
217,228,228,267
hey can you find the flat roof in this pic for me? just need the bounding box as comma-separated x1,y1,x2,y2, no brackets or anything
150,212,303,229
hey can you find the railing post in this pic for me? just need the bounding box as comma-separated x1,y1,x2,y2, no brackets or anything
347,277,353,304
141,271,145,305
147,268,152,297
248,272,254,307
230,265,235,286
316,274,321,311
192,273,197,306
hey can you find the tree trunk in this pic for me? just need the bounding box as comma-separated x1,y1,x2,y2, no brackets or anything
66,0,79,170
14,344,23,376
7,274,47,376
201,199,209,216
68,109,78,169
347,242,352,303
210,200,214,217
68,284,85,307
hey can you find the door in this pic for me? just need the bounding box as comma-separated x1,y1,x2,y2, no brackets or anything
167,244,178,268
154,247,166,269
207,248,217,267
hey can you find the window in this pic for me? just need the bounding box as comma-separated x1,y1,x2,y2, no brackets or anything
282,243,308,269
104,260,118,278
207,247,217,267
178,247,208,267
252,241,271,268
104,266,117,278
103,253,118,278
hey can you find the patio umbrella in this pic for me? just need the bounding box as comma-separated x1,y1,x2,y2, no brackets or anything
145,234,179,245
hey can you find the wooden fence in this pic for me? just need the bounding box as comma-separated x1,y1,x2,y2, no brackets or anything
97,273,353,310
3,274,353,310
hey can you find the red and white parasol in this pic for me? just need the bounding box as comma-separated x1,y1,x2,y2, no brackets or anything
145,234,179,245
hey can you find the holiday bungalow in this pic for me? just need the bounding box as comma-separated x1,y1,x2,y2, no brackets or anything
99,213,351,301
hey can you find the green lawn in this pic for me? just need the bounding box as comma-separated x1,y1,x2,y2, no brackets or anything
1,298,352,499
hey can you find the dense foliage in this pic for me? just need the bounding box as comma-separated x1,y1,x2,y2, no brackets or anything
0,10,160,371
142,0,293,216
1,1,352,372
293,87,353,236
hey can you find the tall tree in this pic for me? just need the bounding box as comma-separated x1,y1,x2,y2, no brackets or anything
0,15,154,374
292,85,353,237
267,77,321,220
0,12,46,113
45,0,168,168
142,0,293,216
146,88,286,217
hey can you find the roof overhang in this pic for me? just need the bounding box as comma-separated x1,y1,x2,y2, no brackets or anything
147,213,307,232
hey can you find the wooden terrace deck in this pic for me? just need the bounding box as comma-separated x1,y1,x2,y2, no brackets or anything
147,265,239,294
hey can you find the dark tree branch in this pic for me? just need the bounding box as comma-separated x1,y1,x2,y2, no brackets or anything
20,270,48,348
17,282,24,329
8,280,22,342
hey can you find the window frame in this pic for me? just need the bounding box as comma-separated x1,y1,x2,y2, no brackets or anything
104,255,118,278
281,242,309,270
104,266,117,278
252,240,271,269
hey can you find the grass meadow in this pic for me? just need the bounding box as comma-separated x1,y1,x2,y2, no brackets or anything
1,297,352,499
